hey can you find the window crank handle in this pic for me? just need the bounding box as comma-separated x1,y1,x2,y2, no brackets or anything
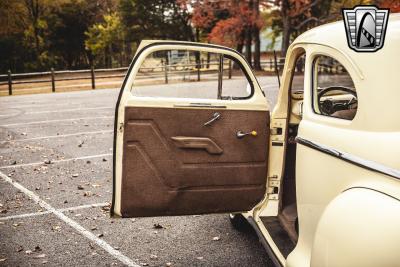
236,130,257,139
204,112,221,126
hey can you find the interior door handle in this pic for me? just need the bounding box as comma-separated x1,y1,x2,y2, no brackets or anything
236,130,258,139
204,112,221,126
171,136,223,155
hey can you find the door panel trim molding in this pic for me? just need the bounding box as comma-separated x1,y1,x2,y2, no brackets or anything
295,136,400,180
171,136,223,155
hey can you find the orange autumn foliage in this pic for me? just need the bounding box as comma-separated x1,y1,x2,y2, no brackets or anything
191,0,264,47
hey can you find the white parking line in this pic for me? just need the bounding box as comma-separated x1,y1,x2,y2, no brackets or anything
0,210,51,221
0,106,113,117
0,130,113,143
0,170,139,267
0,116,113,127
0,153,112,169
2,102,101,109
0,202,108,221
27,106,114,115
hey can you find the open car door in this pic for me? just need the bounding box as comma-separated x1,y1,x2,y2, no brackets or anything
111,41,270,217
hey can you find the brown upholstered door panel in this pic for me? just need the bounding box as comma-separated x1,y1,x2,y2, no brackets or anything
120,107,269,217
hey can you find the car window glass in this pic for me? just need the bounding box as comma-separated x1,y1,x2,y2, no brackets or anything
313,55,357,120
221,57,252,99
131,50,252,100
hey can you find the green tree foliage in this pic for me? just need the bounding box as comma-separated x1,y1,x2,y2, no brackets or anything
47,0,100,69
119,0,194,44
85,13,123,67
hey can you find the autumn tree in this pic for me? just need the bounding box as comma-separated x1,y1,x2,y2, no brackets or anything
191,0,264,69
379,0,400,12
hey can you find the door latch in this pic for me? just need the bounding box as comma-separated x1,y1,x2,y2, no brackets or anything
119,122,124,133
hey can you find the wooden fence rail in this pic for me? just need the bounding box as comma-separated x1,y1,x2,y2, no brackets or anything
0,58,286,96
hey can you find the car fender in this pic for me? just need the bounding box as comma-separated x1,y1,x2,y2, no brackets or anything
310,187,400,267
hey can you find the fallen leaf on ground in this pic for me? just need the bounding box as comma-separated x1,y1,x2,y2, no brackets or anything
150,254,158,260
212,236,221,241
83,191,92,197
52,225,61,231
153,223,164,229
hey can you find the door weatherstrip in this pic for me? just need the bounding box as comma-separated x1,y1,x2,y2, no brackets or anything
295,136,400,180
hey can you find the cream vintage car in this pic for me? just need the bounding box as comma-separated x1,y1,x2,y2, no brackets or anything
111,14,400,267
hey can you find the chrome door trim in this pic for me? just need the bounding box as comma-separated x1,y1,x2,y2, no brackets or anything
296,136,400,180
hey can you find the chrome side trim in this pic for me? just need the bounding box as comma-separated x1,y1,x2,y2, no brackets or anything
295,136,400,180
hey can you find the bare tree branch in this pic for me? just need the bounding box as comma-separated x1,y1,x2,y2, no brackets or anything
292,0,321,18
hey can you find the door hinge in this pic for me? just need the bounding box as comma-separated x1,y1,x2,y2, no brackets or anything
270,127,283,135
119,122,124,133
267,177,279,200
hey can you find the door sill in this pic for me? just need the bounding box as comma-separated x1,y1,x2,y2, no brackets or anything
260,216,296,258
247,216,285,267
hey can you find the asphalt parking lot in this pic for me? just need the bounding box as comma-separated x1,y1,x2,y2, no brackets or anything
0,76,278,266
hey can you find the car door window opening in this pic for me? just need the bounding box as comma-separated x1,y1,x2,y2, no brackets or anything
130,49,254,100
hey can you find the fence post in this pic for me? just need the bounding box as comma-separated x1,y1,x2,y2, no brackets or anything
164,61,168,84
51,68,56,92
7,70,12,95
228,60,232,79
273,55,278,73
91,65,95,89
197,60,200,81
